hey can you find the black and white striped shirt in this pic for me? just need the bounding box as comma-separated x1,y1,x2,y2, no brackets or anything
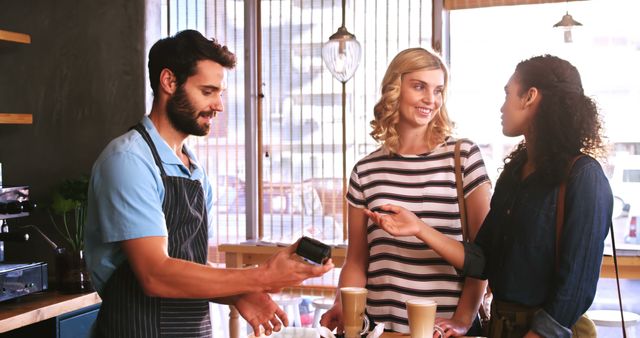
346,137,490,333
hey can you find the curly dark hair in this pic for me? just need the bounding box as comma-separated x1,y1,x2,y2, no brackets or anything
502,55,606,185
148,29,236,97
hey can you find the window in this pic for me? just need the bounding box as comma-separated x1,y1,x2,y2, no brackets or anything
259,0,432,243
163,0,248,257
447,0,640,327
448,0,640,185
623,170,640,183
163,0,434,256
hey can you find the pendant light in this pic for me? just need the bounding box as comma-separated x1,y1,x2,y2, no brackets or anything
321,0,361,240
322,0,361,83
553,2,582,43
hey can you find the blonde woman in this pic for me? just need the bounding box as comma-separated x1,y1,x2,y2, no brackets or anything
320,48,492,336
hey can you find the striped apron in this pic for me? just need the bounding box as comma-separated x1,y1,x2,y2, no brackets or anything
95,124,212,338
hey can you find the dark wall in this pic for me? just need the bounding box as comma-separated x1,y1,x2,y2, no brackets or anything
0,0,147,275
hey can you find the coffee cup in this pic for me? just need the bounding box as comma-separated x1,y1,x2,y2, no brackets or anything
405,299,445,338
340,287,370,338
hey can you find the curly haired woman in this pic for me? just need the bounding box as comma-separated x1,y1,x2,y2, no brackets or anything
366,55,613,338
320,48,492,337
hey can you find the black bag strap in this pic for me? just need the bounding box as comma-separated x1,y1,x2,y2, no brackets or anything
555,155,627,337
610,211,628,337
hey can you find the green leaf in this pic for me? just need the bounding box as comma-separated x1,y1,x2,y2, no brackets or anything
49,176,89,252
51,191,78,215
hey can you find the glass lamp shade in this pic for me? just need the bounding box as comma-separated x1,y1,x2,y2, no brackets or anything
322,27,361,83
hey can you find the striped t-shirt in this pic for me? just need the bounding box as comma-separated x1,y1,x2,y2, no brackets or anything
346,137,490,333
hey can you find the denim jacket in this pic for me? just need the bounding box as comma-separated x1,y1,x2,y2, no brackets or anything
462,156,612,337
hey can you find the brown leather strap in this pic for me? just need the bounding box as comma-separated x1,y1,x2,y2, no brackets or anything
454,139,468,242
454,140,492,326
554,155,584,267
555,155,627,337
554,157,579,267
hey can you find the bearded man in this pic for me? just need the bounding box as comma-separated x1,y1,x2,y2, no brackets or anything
84,30,332,338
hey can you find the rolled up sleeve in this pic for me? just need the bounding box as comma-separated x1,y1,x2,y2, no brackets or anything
461,206,497,279
462,241,488,279
531,309,572,338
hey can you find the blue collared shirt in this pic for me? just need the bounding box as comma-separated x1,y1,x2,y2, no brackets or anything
84,116,215,294
462,156,612,337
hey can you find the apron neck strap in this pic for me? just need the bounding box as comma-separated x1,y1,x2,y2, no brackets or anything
131,123,167,177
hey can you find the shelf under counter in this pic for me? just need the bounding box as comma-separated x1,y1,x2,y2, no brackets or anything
0,291,101,333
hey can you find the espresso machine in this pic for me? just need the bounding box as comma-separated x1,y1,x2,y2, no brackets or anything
0,185,48,302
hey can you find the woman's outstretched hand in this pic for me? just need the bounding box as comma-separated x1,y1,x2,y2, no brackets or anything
364,204,424,237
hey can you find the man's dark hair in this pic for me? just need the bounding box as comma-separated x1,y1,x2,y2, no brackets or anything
148,29,237,96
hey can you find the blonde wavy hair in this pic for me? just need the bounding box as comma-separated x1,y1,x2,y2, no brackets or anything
370,48,453,153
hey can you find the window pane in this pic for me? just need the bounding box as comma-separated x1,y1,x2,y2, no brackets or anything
163,0,434,250
167,0,247,260
449,0,640,184
260,0,432,243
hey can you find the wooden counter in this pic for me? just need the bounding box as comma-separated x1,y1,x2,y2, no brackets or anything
219,243,640,338
220,243,344,338
0,291,101,333
600,255,640,279
219,244,640,279
220,243,346,268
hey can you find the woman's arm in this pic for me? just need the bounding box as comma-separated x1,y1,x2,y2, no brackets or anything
366,205,466,269
338,206,371,289
319,205,370,331
440,183,491,335
462,183,492,241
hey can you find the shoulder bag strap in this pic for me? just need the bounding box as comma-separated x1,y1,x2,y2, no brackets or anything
455,139,491,327
555,155,627,337
610,210,628,337
555,155,585,266
454,139,469,242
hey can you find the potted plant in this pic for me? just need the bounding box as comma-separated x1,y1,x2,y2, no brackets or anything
49,176,93,293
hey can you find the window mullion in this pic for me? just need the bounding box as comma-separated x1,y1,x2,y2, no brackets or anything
244,0,260,241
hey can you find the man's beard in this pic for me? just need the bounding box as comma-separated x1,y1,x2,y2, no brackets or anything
166,86,214,136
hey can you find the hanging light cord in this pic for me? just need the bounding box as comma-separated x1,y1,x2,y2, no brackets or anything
340,0,346,28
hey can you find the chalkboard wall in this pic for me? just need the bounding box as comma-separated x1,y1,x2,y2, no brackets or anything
0,0,148,280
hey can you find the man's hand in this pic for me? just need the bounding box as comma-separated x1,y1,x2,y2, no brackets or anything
234,292,288,337
259,241,334,292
